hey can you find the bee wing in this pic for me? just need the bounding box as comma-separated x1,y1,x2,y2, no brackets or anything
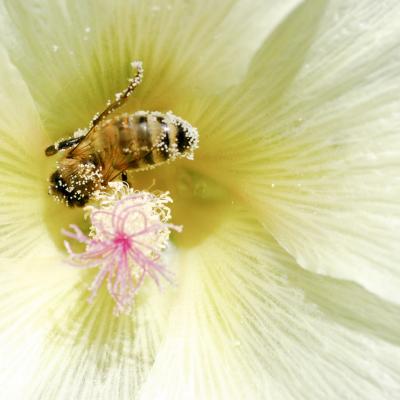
72,119,161,182
106,137,162,182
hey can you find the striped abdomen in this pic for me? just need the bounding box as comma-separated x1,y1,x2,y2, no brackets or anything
92,111,198,177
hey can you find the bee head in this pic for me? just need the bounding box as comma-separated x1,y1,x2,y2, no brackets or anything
49,170,88,207
49,162,104,207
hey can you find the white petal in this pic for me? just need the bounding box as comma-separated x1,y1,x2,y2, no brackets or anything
260,0,400,304
1,212,399,399
0,254,177,399
191,0,400,304
0,257,79,398
0,0,301,139
0,45,62,258
139,210,400,400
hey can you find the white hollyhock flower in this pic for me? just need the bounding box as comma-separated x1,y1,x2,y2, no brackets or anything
1,0,400,399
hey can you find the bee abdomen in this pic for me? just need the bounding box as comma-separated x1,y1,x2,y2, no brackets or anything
123,111,198,170
156,116,170,161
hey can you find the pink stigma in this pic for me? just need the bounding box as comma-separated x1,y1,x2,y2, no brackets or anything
113,233,132,252
62,190,181,315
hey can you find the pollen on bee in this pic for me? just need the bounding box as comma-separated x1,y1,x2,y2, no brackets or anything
165,111,199,160
73,128,88,138
62,182,181,315
49,161,105,206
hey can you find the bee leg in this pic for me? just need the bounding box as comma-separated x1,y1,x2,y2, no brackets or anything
45,136,84,156
87,61,144,132
121,171,130,186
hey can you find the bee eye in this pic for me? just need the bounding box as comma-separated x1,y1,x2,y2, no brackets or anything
49,170,60,187
48,170,77,207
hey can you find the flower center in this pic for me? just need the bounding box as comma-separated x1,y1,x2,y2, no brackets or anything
130,166,234,247
113,233,132,253
63,184,181,314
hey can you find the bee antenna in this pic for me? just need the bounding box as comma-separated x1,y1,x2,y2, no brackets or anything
86,61,144,134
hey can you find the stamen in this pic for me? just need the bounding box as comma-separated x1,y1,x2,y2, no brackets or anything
63,182,181,315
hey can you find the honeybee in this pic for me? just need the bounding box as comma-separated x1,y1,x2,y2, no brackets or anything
46,61,199,207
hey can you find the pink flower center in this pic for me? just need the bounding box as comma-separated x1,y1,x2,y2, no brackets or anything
113,233,132,253
62,189,182,315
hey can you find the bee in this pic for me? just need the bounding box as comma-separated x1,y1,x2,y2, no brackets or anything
46,61,199,207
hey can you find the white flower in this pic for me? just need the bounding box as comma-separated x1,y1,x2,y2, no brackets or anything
0,1,400,399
